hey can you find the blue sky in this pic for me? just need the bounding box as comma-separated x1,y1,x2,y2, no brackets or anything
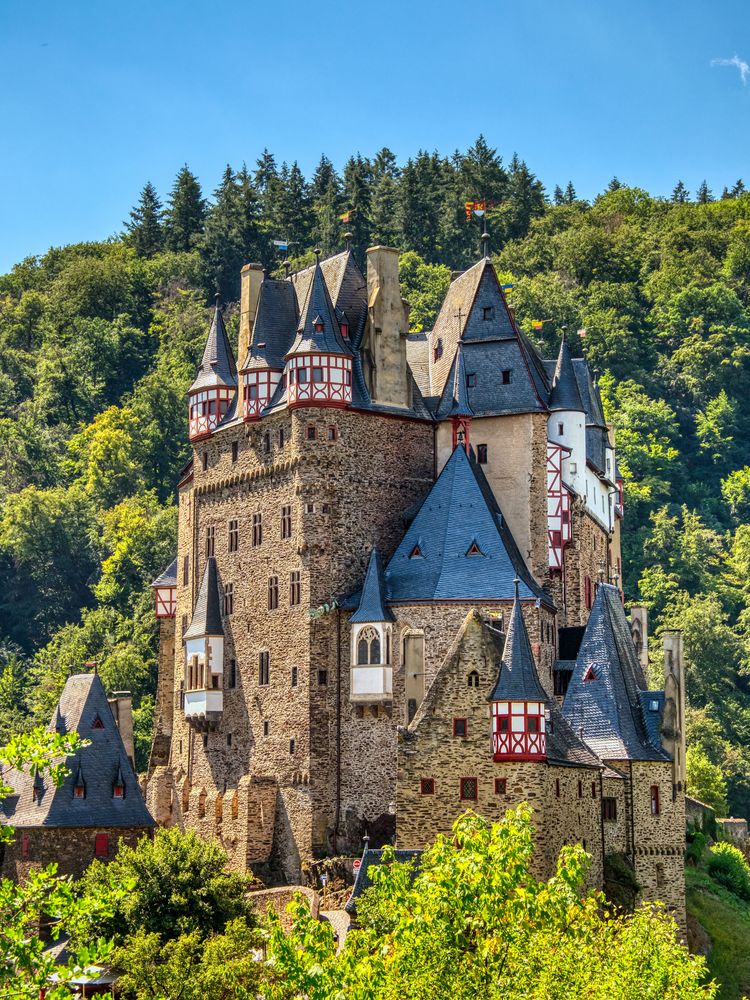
1,0,749,271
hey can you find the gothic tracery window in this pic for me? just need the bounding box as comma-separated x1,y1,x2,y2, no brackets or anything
356,626,381,665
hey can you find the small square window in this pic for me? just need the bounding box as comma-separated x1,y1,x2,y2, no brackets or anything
494,777,507,795
482,306,495,321
453,718,467,737
420,778,435,795
306,425,317,441
477,444,488,465
466,373,477,388
306,502,315,514
528,715,539,733
298,368,308,384
460,777,478,801
328,425,337,441
502,369,512,385
322,503,330,514
231,441,238,463
318,669,328,686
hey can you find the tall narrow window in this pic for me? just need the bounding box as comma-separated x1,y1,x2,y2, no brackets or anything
263,431,271,455
202,452,209,472
229,658,236,689
94,834,109,859
328,425,337,441
263,719,270,736
650,784,661,816
252,513,262,547
495,777,507,795
477,444,488,464
231,441,238,463
280,505,293,540
268,576,279,611
258,651,270,686
206,525,215,557
223,583,234,616
278,427,286,447
291,666,298,687
501,369,512,385
460,777,478,801
467,670,480,688
453,718,468,737
585,576,593,610
306,425,317,441
182,555,189,586
228,519,239,553
290,570,301,607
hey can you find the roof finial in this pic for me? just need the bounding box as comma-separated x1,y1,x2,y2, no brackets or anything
598,559,606,583
481,227,490,259
513,576,520,601
344,232,353,252
314,247,322,264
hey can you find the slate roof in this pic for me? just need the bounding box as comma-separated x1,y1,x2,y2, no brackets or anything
549,332,585,412
351,549,394,624
286,260,352,358
184,558,224,639
345,848,422,914
488,585,548,702
189,298,238,394
382,444,552,607
241,278,297,371
562,584,670,762
405,333,431,398
448,343,473,417
151,558,177,589
1,673,154,829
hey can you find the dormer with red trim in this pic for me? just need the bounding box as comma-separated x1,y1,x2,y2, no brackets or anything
187,295,237,441
285,254,353,410
488,579,549,762
151,558,177,619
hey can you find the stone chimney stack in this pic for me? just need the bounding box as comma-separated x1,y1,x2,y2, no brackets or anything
629,605,649,675
366,246,410,409
238,263,265,411
662,632,687,793
108,691,135,770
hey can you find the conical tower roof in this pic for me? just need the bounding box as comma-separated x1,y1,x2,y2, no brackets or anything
241,277,297,372
549,331,585,411
286,260,352,358
449,342,473,418
184,557,224,639
351,548,394,624
488,581,548,702
189,296,238,394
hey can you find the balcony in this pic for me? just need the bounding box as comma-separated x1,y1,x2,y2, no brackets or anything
350,665,392,704
184,689,223,730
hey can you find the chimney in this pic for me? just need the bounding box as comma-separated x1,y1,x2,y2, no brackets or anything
629,605,649,675
108,691,135,770
662,632,687,792
365,246,409,409
238,263,265,409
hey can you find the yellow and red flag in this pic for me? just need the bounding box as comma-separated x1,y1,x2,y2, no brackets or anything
339,211,351,223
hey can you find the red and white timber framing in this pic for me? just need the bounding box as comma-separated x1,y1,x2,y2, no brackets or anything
492,700,547,761
154,585,176,618
547,441,572,571
188,388,234,441
243,368,282,420
286,354,352,409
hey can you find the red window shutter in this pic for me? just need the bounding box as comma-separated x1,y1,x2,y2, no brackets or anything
94,833,109,859
21,834,29,859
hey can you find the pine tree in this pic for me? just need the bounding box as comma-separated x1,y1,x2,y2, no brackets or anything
459,135,507,203
398,152,445,263
254,149,278,218
671,180,689,203
200,166,244,301
269,161,311,251
165,166,206,252
553,185,565,206
564,181,577,204
696,180,714,204
370,148,401,247
343,154,373,261
236,164,268,268
496,154,546,242
732,179,746,197
310,156,343,254
124,182,164,258
607,176,623,192
721,186,731,200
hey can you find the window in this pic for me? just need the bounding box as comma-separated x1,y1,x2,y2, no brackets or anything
558,423,564,436
466,541,482,556
583,665,596,682
591,781,597,799
278,427,286,447
341,322,349,339
290,570,301,607
227,733,232,746
94,834,109,859
650,785,661,816
551,530,562,547
495,777,507,795
21,834,29,859
322,502,330,514
501,369,512,385
527,715,539,733
262,431,271,455
460,777,478,801
263,720,269,737
206,525,215,557
356,626,381,665
248,382,259,399
466,373,477,388
585,576,593,610
577,780,583,799
602,797,617,821
555,778,561,798
281,505,293,540
229,658,236,688
306,425,317,441
74,782,85,799
328,425,337,441
554,671,571,697
477,444,488,465
259,651,270,686
409,544,423,559
483,306,495,321
92,715,105,730
318,669,328,686
291,666,298,687
312,367,324,383
228,519,239,553
268,576,279,611
421,778,435,795
231,441,238,463
252,512,262,547
289,738,296,754
453,718,468,738
202,452,209,472
223,583,234,616
113,780,125,799
305,502,315,514
433,338,443,362
181,614,188,636
183,555,189,586
467,670,480,688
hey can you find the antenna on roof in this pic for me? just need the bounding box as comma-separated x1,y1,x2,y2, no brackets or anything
344,232,353,252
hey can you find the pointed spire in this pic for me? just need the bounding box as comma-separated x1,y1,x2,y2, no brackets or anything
351,549,394,624
184,558,224,639
488,583,548,702
549,328,585,412
286,259,351,358
189,295,238,394
449,343,473,418
74,760,84,790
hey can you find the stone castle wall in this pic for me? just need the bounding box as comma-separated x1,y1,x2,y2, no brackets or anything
2,826,150,882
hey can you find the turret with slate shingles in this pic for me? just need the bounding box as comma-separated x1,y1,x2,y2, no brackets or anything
1,672,154,882
240,277,297,420
183,557,225,731
187,295,238,441
349,549,394,705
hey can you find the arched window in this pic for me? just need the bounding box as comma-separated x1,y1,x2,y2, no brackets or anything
467,670,480,688
357,636,369,665
370,635,381,665
356,627,381,666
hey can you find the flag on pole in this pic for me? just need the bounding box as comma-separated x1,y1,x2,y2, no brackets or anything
501,283,513,291
531,320,544,330
339,211,351,223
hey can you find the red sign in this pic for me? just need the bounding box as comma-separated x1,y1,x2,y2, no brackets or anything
353,859,361,871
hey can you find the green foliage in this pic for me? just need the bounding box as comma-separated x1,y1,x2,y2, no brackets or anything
707,843,750,902
688,745,729,814
77,826,255,944
398,251,452,331
262,809,713,999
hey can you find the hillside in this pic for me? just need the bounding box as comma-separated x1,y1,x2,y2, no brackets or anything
0,140,749,809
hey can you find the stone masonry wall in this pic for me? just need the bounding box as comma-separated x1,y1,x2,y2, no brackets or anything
562,500,611,627
2,826,150,883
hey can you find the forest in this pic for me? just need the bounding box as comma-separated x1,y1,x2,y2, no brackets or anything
0,136,748,819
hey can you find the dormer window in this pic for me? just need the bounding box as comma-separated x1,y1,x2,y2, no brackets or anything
113,780,125,799
502,369,512,385
314,316,325,333
409,544,423,559
91,715,105,730
74,782,85,799
466,540,483,557
466,373,477,387
483,306,495,321
341,322,349,339
583,666,597,682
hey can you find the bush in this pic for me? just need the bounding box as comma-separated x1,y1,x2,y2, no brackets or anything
707,842,750,900
686,831,707,867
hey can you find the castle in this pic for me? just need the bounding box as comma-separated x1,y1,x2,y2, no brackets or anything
145,243,687,926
